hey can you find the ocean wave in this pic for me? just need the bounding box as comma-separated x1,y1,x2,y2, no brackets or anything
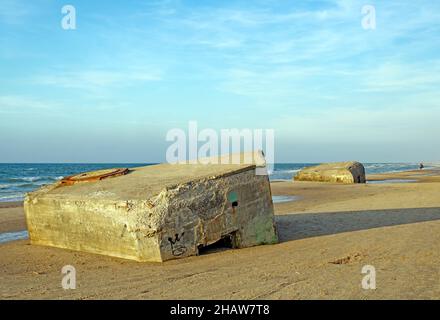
0,177,62,202
5,176,61,183
0,182,52,192
0,194,24,202
274,169,301,173
10,177,39,182
364,164,387,168
15,183,46,188
363,163,423,174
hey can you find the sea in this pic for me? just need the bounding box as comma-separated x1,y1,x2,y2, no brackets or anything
0,162,434,203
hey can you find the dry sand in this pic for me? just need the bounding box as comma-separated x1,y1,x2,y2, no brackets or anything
1,169,440,299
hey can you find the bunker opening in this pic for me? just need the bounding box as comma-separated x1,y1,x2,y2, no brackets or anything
198,232,238,255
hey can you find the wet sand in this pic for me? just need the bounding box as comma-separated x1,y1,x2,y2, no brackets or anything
1,169,440,299
0,202,26,234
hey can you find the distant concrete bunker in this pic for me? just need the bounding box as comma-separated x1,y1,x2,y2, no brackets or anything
294,161,366,184
24,158,278,262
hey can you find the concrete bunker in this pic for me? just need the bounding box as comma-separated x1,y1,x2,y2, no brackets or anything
24,153,278,262
294,161,366,184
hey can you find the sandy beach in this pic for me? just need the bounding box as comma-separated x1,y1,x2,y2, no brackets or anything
1,169,440,299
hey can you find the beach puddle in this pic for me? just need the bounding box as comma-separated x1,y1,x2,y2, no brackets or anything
367,179,417,184
272,195,301,203
0,230,29,244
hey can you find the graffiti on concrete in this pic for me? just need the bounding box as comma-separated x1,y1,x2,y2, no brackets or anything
167,232,187,256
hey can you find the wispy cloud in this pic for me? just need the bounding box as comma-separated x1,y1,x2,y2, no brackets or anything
359,61,440,93
0,0,41,25
276,104,440,144
0,95,59,113
31,68,162,90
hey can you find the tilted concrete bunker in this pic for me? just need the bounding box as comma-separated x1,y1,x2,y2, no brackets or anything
24,155,278,262
294,161,366,184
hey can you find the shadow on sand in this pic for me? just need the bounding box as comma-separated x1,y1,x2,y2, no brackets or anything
276,207,440,243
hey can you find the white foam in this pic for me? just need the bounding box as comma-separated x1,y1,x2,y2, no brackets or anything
272,195,301,203
0,194,24,202
16,177,39,182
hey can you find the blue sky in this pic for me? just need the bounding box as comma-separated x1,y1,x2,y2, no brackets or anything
1,0,439,163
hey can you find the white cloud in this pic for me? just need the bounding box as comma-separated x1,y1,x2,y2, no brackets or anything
0,0,40,25
359,62,440,92
275,105,440,144
0,95,59,113
31,68,162,90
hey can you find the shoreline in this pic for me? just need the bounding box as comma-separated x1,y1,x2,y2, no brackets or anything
2,164,437,205
0,201,23,209
1,168,439,234
2,167,439,205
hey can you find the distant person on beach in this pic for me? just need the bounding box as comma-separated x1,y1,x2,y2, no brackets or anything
419,163,424,170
